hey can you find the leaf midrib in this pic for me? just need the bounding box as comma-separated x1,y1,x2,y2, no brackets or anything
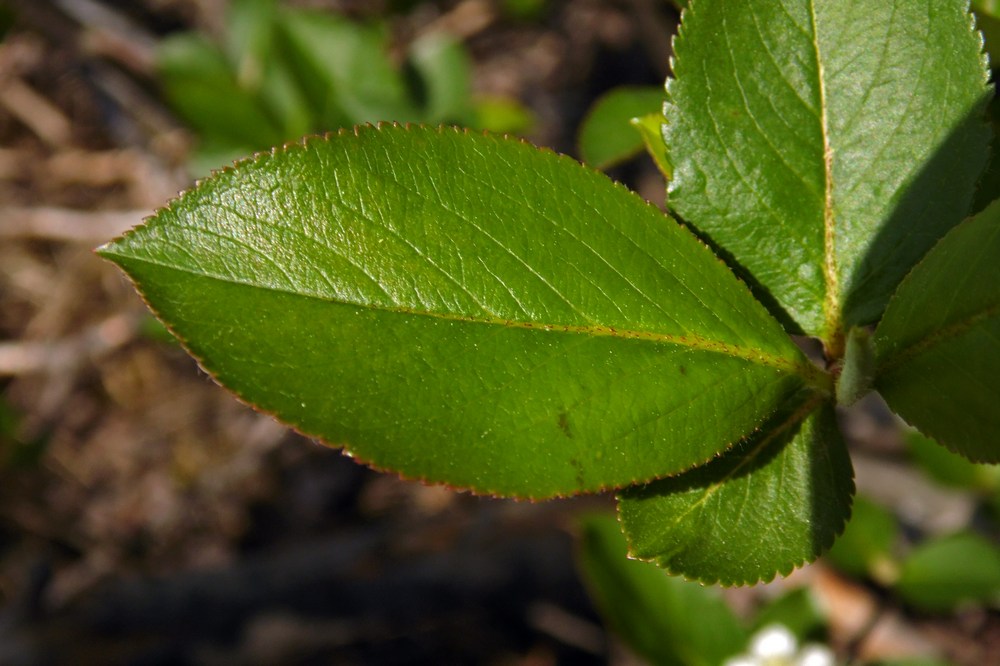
809,0,842,352
109,250,831,388
877,300,1000,376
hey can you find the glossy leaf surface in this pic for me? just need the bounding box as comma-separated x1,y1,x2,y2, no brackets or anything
618,401,853,584
578,514,745,666
665,0,989,340
99,125,825,499
875,201,1000,462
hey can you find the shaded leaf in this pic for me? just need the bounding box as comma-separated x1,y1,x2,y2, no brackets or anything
896,532,1000,611
618,401,853,585
665,0,990,341
577,514,745,666
824,494,898,582
157,34,285,150
874,200,1000,462
99,125,826,499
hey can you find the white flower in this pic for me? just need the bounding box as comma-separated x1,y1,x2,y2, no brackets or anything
722,624,836,666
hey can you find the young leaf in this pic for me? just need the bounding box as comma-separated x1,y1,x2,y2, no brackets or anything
631,113,672,181
874,200,1000,462
98,125,827,499
578,514,746,666
577,86,664,170
664,0,990,343
618,401,853,585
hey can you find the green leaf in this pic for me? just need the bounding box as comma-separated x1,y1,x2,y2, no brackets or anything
907,430,1000,493
835,326,876,406
98,125,827,499
618,400,853,585
406,32,474,125
157,34,285,149
224,0,276,91
896,532,1000,611
276,11,417,127
577,86,664,170
825,494,898,582
874,200,1000,463
472,95,534,134
577,514,746,666
665,0,990,342
631,113,672,181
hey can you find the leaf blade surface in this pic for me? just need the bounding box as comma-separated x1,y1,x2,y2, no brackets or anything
100,125,823,498
618,400,854,584
665,0,990,340
875,200,1000,462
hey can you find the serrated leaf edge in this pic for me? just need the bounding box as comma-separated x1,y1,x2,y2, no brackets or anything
617,394,853,586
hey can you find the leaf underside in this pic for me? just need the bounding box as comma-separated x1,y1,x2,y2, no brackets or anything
619,400,854,585
875,200,1000,462
99,124,821,499
665,0,990,341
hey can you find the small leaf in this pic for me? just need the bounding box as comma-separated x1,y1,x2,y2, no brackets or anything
896,532,1000,611
874,200,1000,462
665,0,990,341
577,86,664,170
577,514,746,666
618,400,853,585
99,125,826,499
631,113,672,181
835,326,875,406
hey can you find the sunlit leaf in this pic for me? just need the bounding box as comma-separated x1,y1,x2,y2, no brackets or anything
665,0,990,341
99,125,826,499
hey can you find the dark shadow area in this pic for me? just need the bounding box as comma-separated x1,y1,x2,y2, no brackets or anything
843,92,993,328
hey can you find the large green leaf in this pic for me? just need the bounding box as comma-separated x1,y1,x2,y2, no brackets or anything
874,200,1000,462
665,0,990,343
577,514,746,666
99,125,828,499
618,401,853,584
